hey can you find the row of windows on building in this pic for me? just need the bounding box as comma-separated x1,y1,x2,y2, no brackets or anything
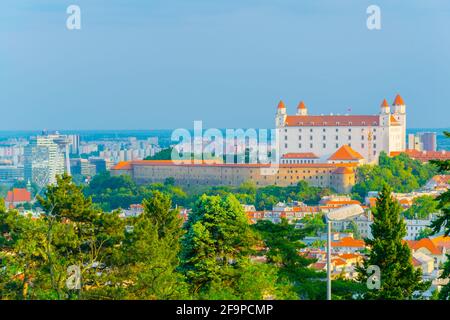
284,142,378,151
284,135,377,141
281,159,317,164
284,128,377,133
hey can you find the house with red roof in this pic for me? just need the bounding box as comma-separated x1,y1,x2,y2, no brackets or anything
4,188,31,208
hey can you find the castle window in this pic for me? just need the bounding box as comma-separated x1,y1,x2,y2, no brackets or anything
336,143,339,148
299,136,302,140
336,128,339,132
310,128,313,133
323,135,326,140
348,128,352,132
299,143,302,148
335,136,338,140
348,135,351,140
373,143,377,149
299,128,302,132
285,144,288,148
310,143,313,148
361,143,365,148
323,128,326,132
310,136,313,141
323,143,326,148
374,135,377,140
284,129,287,133
361,135,364,140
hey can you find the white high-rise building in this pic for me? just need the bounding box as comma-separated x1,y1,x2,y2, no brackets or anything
275,94,407,163
24,134,67,187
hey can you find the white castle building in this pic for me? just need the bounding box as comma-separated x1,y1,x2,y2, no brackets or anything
275,94,407,164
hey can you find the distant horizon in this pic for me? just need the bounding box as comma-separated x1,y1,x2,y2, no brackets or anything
1,0,449,129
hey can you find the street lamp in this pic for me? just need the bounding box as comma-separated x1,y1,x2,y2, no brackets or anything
325,204,365,300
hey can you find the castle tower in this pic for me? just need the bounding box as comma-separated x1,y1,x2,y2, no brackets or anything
379,98,391,127
392,94,407,150
275,100,287,128
296,101,308,116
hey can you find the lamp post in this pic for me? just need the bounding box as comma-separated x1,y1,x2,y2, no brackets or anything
325,204,365,300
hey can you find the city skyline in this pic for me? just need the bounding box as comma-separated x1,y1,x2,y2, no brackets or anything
1,0,450,130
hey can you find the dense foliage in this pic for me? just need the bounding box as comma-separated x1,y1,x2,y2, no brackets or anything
403,195,439,220
352,152,436,199
429,131,450,299
356,184,429,299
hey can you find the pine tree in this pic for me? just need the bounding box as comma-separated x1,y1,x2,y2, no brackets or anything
357,184,428,299
117,190,188,299
180,194,257,296
429,131,450,299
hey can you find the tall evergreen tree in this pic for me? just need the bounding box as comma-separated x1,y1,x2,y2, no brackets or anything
356,184,428,299
429,131,450,299
180,194,255,294
116,190,188,299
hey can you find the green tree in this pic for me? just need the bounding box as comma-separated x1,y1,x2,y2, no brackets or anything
114,191,187,299
416,227,433,240
36,174,125,299
356,185,429,299
353,152,436,198
253,219,322,299
403,195,438,220
180,194,259,297
429,131,450,299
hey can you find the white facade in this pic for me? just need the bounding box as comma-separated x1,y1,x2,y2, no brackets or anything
275,96,407,163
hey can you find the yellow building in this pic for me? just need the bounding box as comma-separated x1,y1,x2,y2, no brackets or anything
111,160,357,194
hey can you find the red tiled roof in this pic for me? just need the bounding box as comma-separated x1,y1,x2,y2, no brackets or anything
5,188,31,203
298,101,307,109
381,99,389,108
390,150,450,162
323,199,361,206
430,236,450,250
329,145,364,161
406,238,442,255
393,94,405,106
285,115,379,127
277,100,286,109
281,152,319,159
331,237,365,248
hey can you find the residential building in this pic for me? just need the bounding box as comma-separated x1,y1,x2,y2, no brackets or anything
24,134,66,186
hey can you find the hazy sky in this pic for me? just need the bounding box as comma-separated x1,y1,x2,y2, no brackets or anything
1,0,449,130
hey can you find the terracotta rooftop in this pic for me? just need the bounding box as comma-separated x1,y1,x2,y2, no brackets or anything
393,94,405,106
331,237,365,248
406,238,442,255
5,188,31,203
298,101,307,109
390,150,450,162
281,152,319,159
381,99,389,108
285,115,379,127
328,145,364,161
277,100,286,109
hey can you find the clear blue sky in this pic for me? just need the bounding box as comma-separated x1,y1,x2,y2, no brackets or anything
1,0,449,130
